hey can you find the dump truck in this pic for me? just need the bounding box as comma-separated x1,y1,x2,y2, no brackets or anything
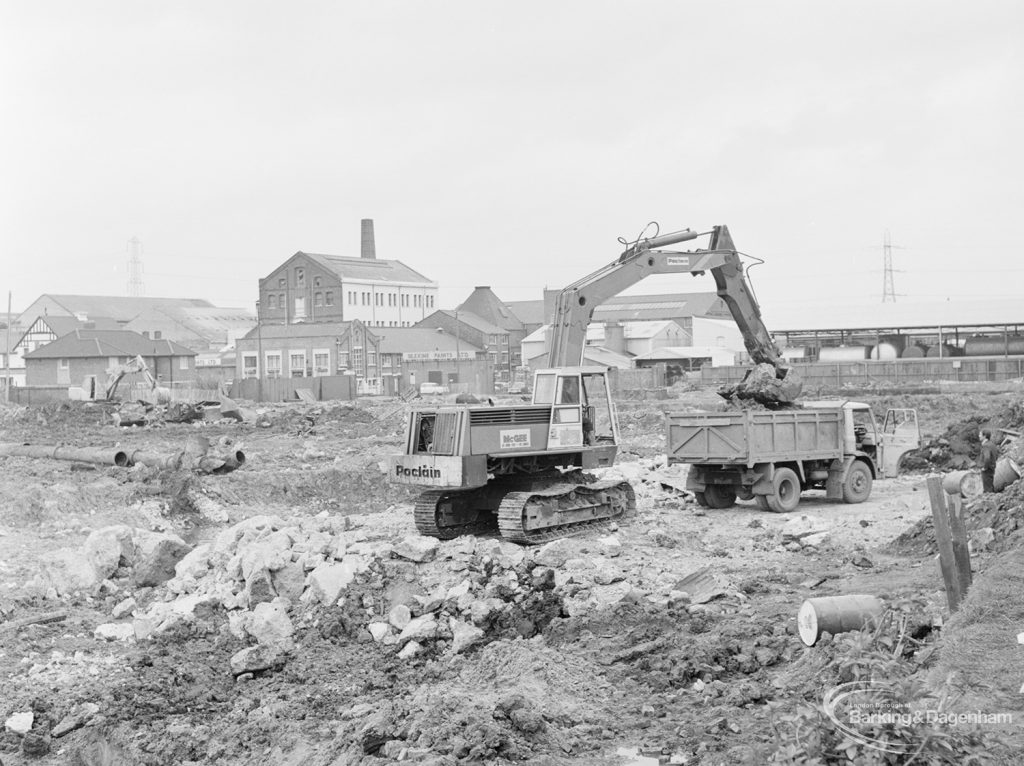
667,401,921,511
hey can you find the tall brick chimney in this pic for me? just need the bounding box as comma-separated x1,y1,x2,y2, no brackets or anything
360,219,376,259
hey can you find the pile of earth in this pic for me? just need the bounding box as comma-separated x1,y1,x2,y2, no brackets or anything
888,478,1024,556
899,399,1024,471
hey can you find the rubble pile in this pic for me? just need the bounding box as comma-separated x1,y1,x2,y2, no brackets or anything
718,363,803,408
890,477,1024,556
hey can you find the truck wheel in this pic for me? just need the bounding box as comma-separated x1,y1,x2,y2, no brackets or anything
703,485,737,509
767,468,801,513
842,461,873,503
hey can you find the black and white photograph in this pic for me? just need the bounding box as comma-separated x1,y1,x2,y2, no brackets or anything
1,2,1022,764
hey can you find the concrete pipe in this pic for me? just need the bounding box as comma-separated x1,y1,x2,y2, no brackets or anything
0,443,130,467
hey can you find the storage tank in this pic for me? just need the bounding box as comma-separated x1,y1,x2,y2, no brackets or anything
926,344,962,357
870,343,898,361
963,335,1024,357
901,344,926,358
819,346,869,361
781,347,807,361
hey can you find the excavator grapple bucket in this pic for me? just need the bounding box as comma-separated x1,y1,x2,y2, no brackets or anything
718,363,803,407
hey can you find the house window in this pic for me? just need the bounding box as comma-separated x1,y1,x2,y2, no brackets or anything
59,358,69,370
278,278,286,288
279,293,285,306
296,268,305,288
154,331,162,339
501,336,509,346
313,350,330,376
290,352,306,377
325,291,334,306
314,292,323,307
294,297,306,319
268,294,277,309
179,356,189,371
266,352,282,378
243,355,258,378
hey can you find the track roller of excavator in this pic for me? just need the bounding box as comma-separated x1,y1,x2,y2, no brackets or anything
413,488,497,539
497,479,635,544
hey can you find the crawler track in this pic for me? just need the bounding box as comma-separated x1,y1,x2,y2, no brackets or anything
497,479,635,544
413,489,498,539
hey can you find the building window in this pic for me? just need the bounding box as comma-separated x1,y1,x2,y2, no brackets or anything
314,292,323,307
362,292,369,306
59,358,69,370
266,352,282,378
279,293,285,306
243,355,258,378
427,295,434,308
154,331,162,339
337,350,349,370
501,335,509,346
313,350,330,376
351,345,363,375
296,268,305,287
313,277,321,287
278,278,285,288
179,356,189,371
325,291,334,306
367,350,377,373
268,294,277,309
294,297,306,319
289,352,306,377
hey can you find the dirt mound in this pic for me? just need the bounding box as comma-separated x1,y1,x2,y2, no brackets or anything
889,479,1024,556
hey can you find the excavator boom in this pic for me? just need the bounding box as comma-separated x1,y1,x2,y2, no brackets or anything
545,224,799,404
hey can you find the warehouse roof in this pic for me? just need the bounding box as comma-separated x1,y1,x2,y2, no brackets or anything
24,330,196,359
301,253,434,285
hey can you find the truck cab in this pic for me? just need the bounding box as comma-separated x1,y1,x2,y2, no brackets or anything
803,401,921,479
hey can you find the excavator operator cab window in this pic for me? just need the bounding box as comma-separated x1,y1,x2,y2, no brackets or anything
556,376,581,405
532,374,557,405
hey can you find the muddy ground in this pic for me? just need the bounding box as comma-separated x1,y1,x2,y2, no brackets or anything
1,386,1022,765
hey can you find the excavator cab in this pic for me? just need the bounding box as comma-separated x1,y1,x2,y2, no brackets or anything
531,367,619,449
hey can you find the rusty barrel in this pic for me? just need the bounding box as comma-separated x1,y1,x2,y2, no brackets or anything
993,458,1021,492
942,470,983,498
797,595,885,647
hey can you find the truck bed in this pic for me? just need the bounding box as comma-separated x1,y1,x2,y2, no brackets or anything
666,408,844,466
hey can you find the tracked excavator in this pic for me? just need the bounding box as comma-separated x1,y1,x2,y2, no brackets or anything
389,224,800,543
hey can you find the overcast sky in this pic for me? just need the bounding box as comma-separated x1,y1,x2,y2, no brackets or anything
3,1,1022,323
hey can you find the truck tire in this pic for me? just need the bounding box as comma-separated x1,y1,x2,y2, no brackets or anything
703,485,737,509
842,461,873,503
767,468,801,513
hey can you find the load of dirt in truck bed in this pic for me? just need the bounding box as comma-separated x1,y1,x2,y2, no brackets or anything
717,363,803,408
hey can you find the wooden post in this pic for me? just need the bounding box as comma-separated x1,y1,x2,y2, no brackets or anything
927,475,963,611
946,491,973,596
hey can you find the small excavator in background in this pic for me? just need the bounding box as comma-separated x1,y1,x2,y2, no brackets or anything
70,354,172,404
389,224,799,543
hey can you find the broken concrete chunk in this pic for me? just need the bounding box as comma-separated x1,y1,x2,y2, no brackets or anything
303,562,355,605
247,599,294,648
533,538,578,568
4,711,33,735
244,568,277,608
111,597,137,620
391,535,439,563
388,604,412,630
397,640,423,660
174,543,212,581
94,623,136,641
598,535,622,558
51,703,100,738
133,534,191,587
83,525,135,579
449,618,485,654
368,622,391,642
229,644,287,676
397,614,438,644
38,549,101,595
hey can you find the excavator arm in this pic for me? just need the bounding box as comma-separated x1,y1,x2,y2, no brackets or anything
546,224,800,403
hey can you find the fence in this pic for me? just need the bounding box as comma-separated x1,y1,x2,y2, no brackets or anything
231,375,357,403
701,356,1024,388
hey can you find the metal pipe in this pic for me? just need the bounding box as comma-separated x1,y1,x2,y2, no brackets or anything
0,443,130,467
